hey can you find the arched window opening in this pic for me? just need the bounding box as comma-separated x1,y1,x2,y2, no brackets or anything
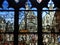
0,0,14,45
18,0,38,45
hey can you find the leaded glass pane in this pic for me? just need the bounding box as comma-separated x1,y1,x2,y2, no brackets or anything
0,0,14,45
19,11,37,32
0,11,14,32
19,0,37,32
0,34,14,45
42,34,60,45
42,0,57,32
18,34,38,45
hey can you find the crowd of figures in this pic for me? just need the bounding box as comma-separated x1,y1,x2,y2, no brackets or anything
43,34,60,45
18,34,38,45
0,34,14,45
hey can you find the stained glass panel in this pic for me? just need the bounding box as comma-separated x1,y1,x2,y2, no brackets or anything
42,34,60,45
0,34,14,45
0,11,14,32
18,34,38,45
19,0,37,32
42,0,57,32
0,0,14,45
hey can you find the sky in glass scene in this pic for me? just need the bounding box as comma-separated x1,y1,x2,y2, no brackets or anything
0,0,14,23
42,0,57,18
19,0,37,24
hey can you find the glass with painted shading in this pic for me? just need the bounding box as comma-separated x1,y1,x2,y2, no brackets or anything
19,0,37,32
42,0,57,32
0,0,14,32
18,34,38,45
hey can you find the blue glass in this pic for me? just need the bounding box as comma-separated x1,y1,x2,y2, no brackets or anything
19,0,37,10
42,0,57,10
31,8,37,10
58,37,60,42
25,0,32,8
19,7,25,10
19,11,37,32
31,8,37,16
48,0,54,8
0,11,14,32
2,0,9,10
19,0,37,32
0,0,14,32
42,0,57,18
42,0,57,32
0,0,14,10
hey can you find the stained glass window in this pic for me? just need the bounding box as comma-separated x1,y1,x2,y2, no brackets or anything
0,0,59,45
18,34,38,45
0,0,14,45
19,0,37,32
42,0,57,32
42,0,60,45
18,0,38,45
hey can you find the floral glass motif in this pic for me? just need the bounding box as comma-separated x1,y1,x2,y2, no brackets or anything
19,0,37,32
